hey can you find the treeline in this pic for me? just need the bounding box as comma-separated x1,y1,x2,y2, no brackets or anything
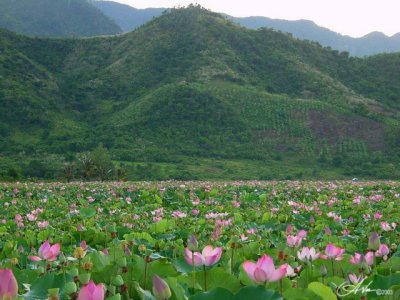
0,144,118,182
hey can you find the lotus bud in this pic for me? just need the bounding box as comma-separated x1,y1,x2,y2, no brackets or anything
320,264,327,277
77,280,104,300
152,275,171,300
59,252,66,263
188,235,198,252
368,232,380,251
0,269,18,300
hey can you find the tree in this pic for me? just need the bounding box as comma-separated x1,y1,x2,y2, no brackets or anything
115,163,128,181
63,162,75,182
91,144,114,181
76,152,93,181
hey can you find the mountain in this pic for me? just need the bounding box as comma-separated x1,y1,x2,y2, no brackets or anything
1,0,398,56
93,0,400,57
0,0,122,37
1,6,400,180
91,0,165,32
231,17,400,57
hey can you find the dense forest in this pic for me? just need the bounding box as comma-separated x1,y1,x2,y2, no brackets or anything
0,0,121,37
0,6,399,180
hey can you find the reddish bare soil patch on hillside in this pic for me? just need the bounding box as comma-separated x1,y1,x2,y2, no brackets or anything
309,111,386,151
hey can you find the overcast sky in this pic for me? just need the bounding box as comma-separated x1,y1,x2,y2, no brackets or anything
114,0,400,37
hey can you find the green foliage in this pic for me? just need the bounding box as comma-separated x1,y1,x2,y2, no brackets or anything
90,144,114,181
0,0,121,37
0,6,399,180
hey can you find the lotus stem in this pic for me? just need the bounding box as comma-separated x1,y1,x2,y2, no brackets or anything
192,253,196,292
203,265,207,291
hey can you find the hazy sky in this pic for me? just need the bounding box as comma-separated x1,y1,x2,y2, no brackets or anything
114,0,400,37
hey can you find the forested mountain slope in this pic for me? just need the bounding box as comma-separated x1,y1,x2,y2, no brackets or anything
1,6,399,179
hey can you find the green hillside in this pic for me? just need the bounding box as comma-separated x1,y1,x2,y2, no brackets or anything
92,0,400,57
0,0,121,37
0,6,399,180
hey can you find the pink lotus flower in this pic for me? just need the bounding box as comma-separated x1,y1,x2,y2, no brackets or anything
297,230,307,239
152,217,162,223
376,244,390,258
0,269,18,300
242,254,287,283
172,211,187,219
380,222,393,231
81,240,88,250
286,235,302,247
364,251,374,266
152,275,171,300
350,251,374,266
320,243,345,261
29,240,60,262
348,273,364,285
286,224,293,234
349,253,362,265
342,229,350,236
285,264,301,278
37,221,49,229
231,201,241,208
184,245,222,267
78,280,104,300
297,247,320,262
27,213,37,221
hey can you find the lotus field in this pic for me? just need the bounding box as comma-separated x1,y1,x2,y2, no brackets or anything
1,181,400,300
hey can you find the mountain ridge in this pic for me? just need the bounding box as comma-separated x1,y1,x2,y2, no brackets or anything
1,0,399,56
0,6,400,180
93,0,400,57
